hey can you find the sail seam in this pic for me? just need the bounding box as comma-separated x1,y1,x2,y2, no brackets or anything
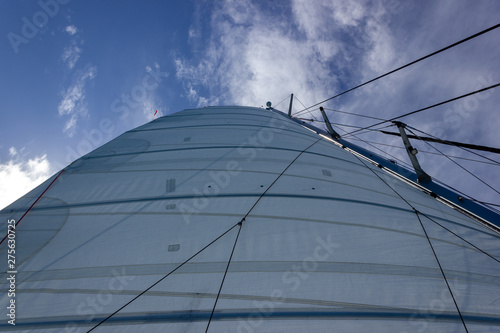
86,221,241,332
243,138,322,219
348,150,470,332
414,211,469,332
204,138,322,331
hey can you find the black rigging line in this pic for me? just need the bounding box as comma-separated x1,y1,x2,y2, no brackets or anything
413,212,469,333
342,135,498,205
346,137,500,166
204,137,321,331
342,82,500,138
298,117,393,134
380,130,500,154
87,221,241,332
405,127,500,196
294,95,308,110
407,126,500,166
294,23,500,117
468,199,500,208
273,94,291,109
205,222,243,333
322,107,387,121
302,108,500,163
348,149,471,332
416,211,500,263
334,125,414,170
295,95,321,122
319,115,500,209
348,139,500,260
342,82,500,137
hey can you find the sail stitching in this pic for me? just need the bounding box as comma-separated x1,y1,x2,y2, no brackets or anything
86,221,241,332
348,151,470,332
205,138,322,332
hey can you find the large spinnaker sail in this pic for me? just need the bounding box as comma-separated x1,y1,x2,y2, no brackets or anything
1,106,499,332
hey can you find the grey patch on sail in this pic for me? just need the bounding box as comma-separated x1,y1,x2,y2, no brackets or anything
168,244,180,252
322,169,332,177
166,179,176,193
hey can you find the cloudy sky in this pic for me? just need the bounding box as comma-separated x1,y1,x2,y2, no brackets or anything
0,0,499,210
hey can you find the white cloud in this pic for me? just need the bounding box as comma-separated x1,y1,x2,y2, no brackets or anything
188,27,200,39
0,151,53,210
61,24,82,69
140,97,165,122
61,44,82,70
174,0,396,110
65,25,78,35
173,0,500,205
58,65,97,137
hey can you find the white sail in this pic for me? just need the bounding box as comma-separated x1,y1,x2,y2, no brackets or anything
1,106,499,332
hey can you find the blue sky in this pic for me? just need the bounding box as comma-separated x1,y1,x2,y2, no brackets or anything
0,0,499,210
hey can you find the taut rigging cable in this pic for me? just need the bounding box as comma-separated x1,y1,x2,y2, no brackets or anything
294,23,500,117
406,126,500,166
405,127,500,196
342,82,500,137
380,130,500,154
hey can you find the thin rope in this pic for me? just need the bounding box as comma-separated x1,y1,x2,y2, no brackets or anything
342,82,500,137
346,145,470,332
347,137,500,166
273,94,291,109
298,119,386,131
406,127,500,196
414,211,469,333
243,138,321,219
467,199,500,208
205,222,243,332
334,125,414,170
294,23,500,117
407,126,500,166
416,211,500,263
87,221,241,332
323,107,387,121
205,135,322,331
342,135,495,207
295,95,321,123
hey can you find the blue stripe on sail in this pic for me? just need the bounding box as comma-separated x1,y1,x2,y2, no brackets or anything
4,309,500,329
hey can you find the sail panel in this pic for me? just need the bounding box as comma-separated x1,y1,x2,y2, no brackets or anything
1,106,499,332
